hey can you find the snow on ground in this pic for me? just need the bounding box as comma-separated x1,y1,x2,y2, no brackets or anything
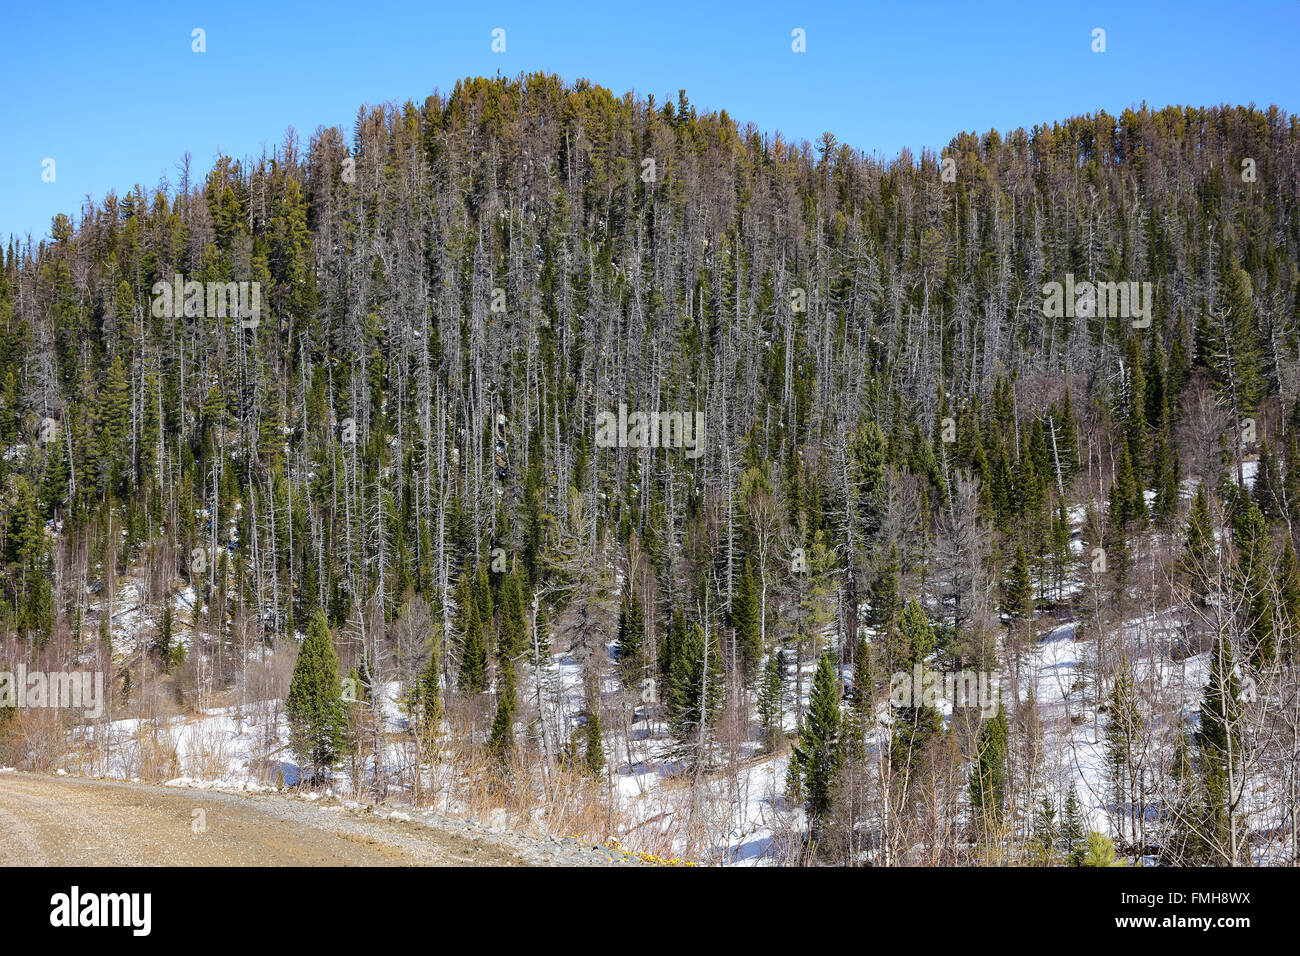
61,468,1257,865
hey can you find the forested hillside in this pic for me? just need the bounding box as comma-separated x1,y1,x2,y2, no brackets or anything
1,74,1298,865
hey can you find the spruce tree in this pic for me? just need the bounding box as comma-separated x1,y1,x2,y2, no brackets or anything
486,665,517,768
1196,633,1240,863
1277,537,1300,666
1180,485,1216,604
1104,659,1143,859
968,703,1008,834
666,621,724,746
757,650,786,751
793,651,842,833
155,602,173,663
1163,731,1197,865
499,565,527,665
416,636,442,733
615,585,645,687
1231,497,1276,668
286,610,347,780
1000,544,1033,635
730,561,763,683
584,697,605,778
1031,795,1059,864
1062,788,1086,866
456,573,487,692
866,548,901,634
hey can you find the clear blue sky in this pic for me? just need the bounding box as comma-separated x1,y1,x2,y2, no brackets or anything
3,0,1297,244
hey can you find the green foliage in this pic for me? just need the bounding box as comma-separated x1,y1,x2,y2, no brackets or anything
1196,634,1241,862
968,704,1008,832
1062,789,1086,866
665,621,725,745
1081,830,1125,866
615,585,645,687
486,666,517,768
791,651,842,826
286,610,347,777
757,650,786,751
456,573,487,692
730,562,763,683
584,702,605,778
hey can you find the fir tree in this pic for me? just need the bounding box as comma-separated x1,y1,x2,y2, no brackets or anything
1234,496,1276,668
1180,485,1216,604
499,565,527,665
456,573,487,692
1000,544,1033,635
968,703,1008,834
1196,633,1241,863
416,634,442,733
792,651,842,834
730,561,763,683
1031,795,1059,864
615,585,645,687
757,650,786,751
1277,537,1300,666
866,547,901,633
286,610,347,780
1104,659,1144,860
584,696,605,778
155,602,173,663
1062,788,1086,866
486,665,517,768
666,620,724,746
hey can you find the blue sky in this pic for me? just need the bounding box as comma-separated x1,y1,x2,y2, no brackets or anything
3,0,1297,243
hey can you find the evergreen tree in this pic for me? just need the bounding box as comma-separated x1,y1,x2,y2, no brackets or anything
584,697,605,778
1031,794,1059,864
155,601,173,663
1000,544,1033,633
486,665,517,768
1082,830,1124,866
499,565,527,665
757,650,786,751
1180,484,1216,604
1277,537,1300,666
1062,788,1086,866
730,561,763,683
968,703,1008,834
1152,404,1180,525
615,585,645,687
286,610,347,779
1232,496,1275,668
666,621,724,746
416,634,442,733
456,573,487,692
1196,633,1241,863
891,696,944,777
1163,730,1197,865
1104,659,1144,858
866,547,901,633
896,597,937,667
792,651,842,833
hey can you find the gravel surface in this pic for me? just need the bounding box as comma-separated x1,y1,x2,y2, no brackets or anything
0,771,642,867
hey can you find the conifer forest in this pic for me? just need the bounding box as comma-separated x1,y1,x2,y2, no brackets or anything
2,31,1300,873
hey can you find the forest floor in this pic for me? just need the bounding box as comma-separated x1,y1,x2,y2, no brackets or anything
0,771,641,866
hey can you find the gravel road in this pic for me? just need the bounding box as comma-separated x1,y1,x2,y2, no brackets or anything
0,771,640,866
